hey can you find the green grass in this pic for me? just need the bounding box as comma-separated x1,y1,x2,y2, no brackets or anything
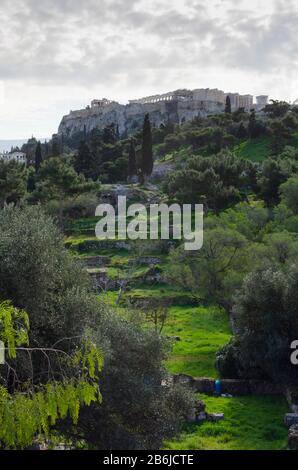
164,306,231,377
166,395,288,450
234,136,272,162
123,285,197,307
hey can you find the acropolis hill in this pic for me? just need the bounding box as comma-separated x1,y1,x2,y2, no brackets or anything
58,88,269,137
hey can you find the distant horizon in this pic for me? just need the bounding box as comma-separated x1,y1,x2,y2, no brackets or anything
0,138,50,153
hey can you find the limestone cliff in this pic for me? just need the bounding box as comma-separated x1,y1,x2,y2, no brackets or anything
58,97,224,137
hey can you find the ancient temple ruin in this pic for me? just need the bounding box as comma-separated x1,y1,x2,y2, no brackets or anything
58,87,269,138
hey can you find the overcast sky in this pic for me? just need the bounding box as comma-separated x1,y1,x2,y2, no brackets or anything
0,0,297,139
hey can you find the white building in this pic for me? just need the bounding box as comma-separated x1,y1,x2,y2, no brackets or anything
0,151,26,163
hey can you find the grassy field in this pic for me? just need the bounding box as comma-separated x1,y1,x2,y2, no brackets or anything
234,133,298,163
166,395,288,450
234,136,272,162
164,305,231,377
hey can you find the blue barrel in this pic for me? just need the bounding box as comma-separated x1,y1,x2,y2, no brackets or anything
215,379,221,396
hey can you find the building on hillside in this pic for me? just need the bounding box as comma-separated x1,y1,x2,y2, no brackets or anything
256,95,269,106
225,92,254,111
91,98,116,109
59,87,270,137
256,95,269,110
192,88,226,103
0,151,26,163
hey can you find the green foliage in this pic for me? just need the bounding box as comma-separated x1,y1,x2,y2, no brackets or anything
167,226,248,308
0,160,28,208
0,301,103,449
164,152,253,212
280,177,298,214
257,158,287,205
269,120,293,155
127,138,137,178
141,113,153,177
0,205,98,345
35,141,43,173
0,301,29,359
225,96,231,114
0,379,101,449
32,157,99,204
234,135,271,162
218,264,298,383
263,100,291,119
74,140,97,180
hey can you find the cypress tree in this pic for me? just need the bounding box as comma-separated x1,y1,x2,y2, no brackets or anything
128,138,137,179
51,135,60,156
141,114,153,179
74,140,95,179
248,110,257,138
35,141,42,173
225,96,232,114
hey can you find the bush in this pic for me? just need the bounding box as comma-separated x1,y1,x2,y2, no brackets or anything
218,265,298,384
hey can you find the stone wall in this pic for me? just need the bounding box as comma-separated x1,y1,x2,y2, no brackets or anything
173,374,284,396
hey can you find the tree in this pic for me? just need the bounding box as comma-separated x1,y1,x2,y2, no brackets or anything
31,157,99,226
35,141,42,173
74,140,97,180
280,177,298,214
257,158,286,205
51,134,61,156
248,110,257,138
0,205,194,449
263,100,291,118
236,122,248,139
164,153,251,212
225,96,232,114
0,301,103,449
0,160,28,208
103,124,117,145
166,227,248,309
127,138,137,180
270,120,292,155
74,312,194,450
141,114,153,179
33,157,98,202
217,265,298,384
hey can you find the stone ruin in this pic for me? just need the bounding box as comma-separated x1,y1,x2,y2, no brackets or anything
58,87,266,138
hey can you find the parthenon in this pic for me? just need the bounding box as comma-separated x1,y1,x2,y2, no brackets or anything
128,87,258,110
129,89,193,105
59,87,269,138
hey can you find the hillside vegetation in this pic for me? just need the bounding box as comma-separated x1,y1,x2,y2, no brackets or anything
1,100,298,449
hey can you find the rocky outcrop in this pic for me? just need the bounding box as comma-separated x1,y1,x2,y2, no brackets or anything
79,256,111,268
58,98,224,137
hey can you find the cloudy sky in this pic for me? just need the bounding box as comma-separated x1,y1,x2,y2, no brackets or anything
0,0,297,139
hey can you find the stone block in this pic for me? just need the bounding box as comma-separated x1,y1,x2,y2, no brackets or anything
221,379,250,396
288,425,298,450
285,413,298,428
193,378,215,394
249,380,283,396
208,413,225,422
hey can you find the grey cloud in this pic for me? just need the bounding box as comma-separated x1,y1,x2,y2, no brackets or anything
0,0,296,88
